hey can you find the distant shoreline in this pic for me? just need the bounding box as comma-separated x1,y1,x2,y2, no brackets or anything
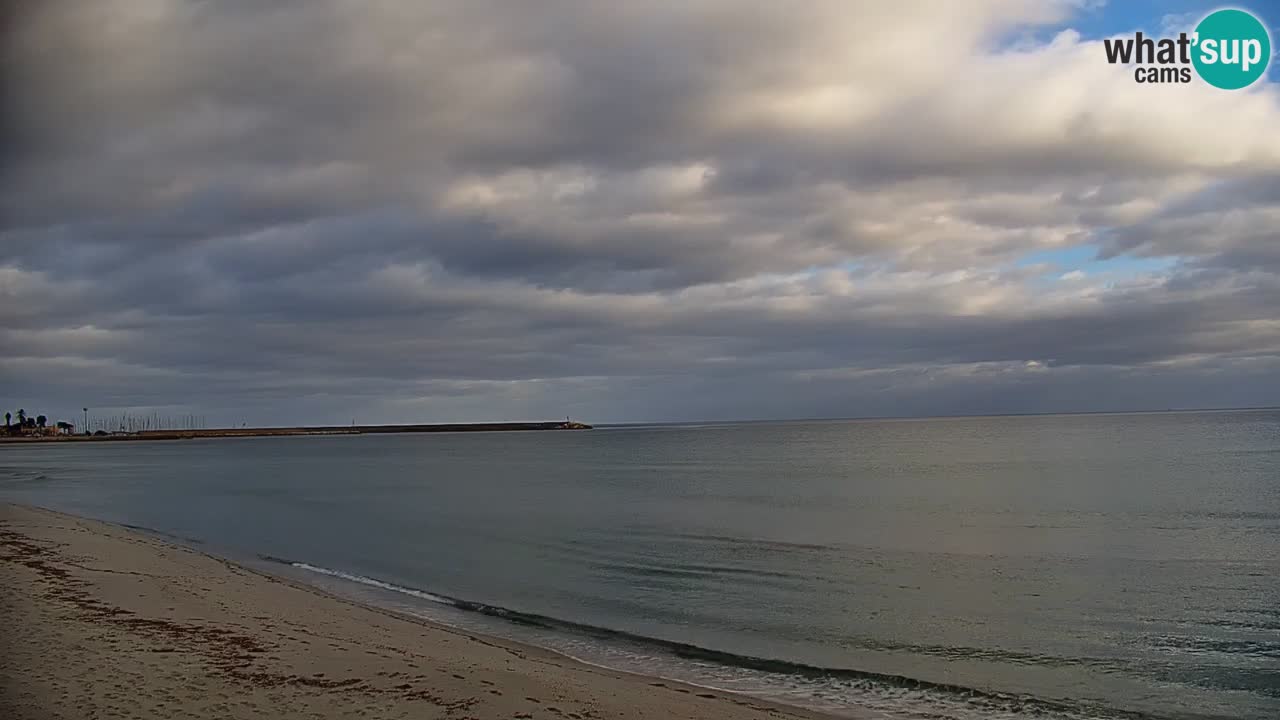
0,421,592,444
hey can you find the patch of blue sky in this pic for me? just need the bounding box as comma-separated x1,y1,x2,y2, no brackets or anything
1016,244,1178,278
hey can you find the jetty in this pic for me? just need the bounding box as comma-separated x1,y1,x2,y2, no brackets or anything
0,421,592,443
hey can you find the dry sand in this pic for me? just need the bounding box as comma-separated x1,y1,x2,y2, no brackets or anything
1,503,837,720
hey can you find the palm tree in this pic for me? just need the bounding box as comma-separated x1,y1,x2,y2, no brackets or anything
4,411,9,428
16,408,25,425
36,415,47,428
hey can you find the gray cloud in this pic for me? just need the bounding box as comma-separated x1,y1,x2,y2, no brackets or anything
3,0,1280,424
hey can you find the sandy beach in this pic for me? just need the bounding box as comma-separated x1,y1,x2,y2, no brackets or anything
0,503,833,720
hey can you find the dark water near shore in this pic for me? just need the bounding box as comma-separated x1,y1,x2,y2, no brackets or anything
2,411,1278,719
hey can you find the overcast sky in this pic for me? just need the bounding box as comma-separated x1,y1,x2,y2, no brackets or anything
4,0,1280,426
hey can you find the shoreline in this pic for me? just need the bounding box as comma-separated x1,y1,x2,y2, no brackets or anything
0,421,593,445
0,502,842,720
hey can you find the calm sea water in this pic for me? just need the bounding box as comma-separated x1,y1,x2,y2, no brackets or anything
2,411,1278,719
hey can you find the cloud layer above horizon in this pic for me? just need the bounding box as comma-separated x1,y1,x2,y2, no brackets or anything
4,0,1280,424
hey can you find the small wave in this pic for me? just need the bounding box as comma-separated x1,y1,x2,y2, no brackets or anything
1147,635,1280,660
592,560,806,586
267,559,457,607
638,530,840,554
1194,618,1280,632
1184,511,1280,522
0,470,55,486
119,523,205,546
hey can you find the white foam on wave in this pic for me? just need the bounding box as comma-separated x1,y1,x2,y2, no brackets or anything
290,562,457,607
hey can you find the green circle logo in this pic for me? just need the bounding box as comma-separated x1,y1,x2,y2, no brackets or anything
1192,8,1272,89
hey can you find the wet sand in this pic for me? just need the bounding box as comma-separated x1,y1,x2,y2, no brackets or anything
0,503,835,720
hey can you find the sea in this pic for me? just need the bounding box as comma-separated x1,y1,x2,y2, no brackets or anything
2,410,1277,720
